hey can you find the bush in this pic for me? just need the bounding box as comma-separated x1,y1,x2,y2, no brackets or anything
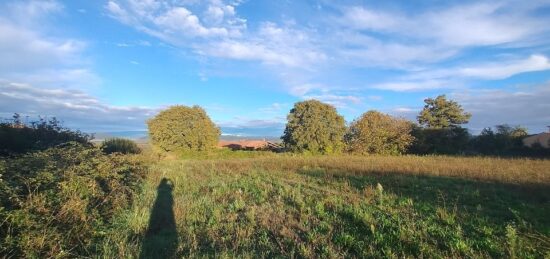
282,100,346,154
101,138,141,154
0,142,146,257
0,114,91,156
147,105,220,152
346,111,414,155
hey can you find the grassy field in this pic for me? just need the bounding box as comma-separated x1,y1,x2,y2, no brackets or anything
101,153,550,258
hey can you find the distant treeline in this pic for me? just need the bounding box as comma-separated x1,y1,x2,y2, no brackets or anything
2,94,548,158
144,95,550,157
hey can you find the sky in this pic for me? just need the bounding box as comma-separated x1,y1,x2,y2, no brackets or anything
1,0,550,136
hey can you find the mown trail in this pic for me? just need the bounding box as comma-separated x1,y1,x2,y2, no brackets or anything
101,156,550,258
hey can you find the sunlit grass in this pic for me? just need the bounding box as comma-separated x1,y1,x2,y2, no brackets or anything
102,154,550,258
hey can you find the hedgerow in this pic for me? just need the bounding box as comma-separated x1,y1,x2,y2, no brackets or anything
0,142,147,257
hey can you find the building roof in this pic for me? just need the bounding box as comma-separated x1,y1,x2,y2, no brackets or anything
523,133,550,148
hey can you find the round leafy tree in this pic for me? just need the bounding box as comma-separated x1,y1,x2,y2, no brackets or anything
147,105,220,152
346,111,414,155
282,100,346,154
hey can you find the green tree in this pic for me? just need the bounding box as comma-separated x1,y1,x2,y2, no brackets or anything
471,124,530,155
346,111,414,155
412,95,472,154
147,105,220,152
282,100,346,154
418,95,471,129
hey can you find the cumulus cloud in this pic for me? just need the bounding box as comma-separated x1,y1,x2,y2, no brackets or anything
200,23,325,68
106,0,245,40
154,7,232,37
105,0,327,90
0,82,158,131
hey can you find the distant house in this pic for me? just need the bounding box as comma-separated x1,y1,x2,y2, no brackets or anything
523,129,550,149
218,139,283,151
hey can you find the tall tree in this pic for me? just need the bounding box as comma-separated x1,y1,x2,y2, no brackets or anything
346,111,414,155
412,95,471,154
282,100,346,154
147,105,220,152
417,95,471,129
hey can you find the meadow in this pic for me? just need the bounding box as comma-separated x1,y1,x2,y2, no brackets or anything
100,153,550,258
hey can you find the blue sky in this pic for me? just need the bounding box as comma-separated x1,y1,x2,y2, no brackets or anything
1,0,550,136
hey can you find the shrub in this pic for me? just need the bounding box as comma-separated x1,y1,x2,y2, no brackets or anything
147,105,220,152
0,114,91,156
101,138,141,154
346,111,414,155
0,142,146,257
282,100,346,154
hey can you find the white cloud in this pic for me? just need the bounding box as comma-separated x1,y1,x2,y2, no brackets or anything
338,37,456,68
0,82,158,131
332,1,550,72
106,1,325,71
0,22,84,72
342,6,403,31
302,93,362,109
373,80,451,92
374,55,550,91
341,2,548,48
458,55,550,80
154,7,231,37
195,22,325,68
0,0,97,88
106,0,246,40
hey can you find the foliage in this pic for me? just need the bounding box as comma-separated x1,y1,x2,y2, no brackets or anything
413,95,472,154
102,155,550,258
0,142,146,258
147,105,220,152
0,114,92,156
101,138,141,154
470,124,549,156
282,100,346,154
417,95,471,129
345,111,414,155
410,126,470,154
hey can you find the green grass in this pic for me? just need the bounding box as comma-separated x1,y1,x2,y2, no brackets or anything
101,154,550,258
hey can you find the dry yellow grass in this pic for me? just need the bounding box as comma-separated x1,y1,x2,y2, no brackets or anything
182,155,550,185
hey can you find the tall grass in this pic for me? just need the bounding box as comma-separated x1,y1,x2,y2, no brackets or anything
101,154,550,258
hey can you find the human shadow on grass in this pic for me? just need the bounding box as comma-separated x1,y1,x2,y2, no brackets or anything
299,169,550,234
140,178,178,259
